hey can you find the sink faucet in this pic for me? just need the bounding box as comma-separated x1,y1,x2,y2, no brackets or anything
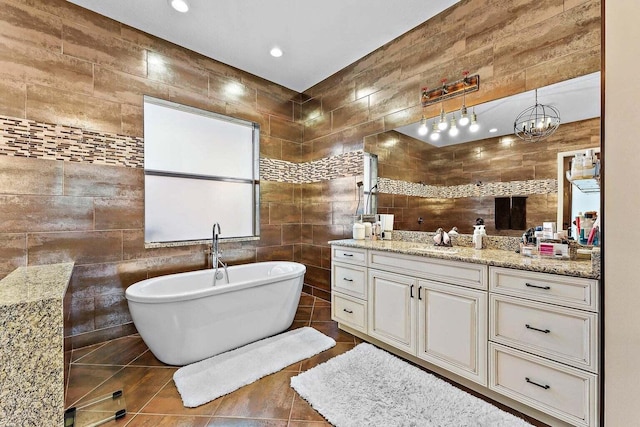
211,223,229,285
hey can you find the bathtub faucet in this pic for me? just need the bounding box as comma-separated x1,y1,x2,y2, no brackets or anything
211,223,229,286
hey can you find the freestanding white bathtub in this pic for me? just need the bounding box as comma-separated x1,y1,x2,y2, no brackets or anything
125,261,305,366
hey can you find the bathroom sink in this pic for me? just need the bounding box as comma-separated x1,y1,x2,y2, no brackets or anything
408,247,458,254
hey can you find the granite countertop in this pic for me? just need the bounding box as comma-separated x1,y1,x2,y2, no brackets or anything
0,263,74,306
330,239,599,279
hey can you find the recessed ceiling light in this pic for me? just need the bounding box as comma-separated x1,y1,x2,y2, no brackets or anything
489,128,498,133
170,0,189,13
270,47,283,58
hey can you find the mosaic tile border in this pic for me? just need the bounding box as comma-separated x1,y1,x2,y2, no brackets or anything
259,150,364,183
0,114,558,196
0,115,143,168
0,114,363,183
377,177,558,198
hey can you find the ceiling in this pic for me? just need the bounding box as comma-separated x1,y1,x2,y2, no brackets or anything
67,0,460,92
395,72,601,148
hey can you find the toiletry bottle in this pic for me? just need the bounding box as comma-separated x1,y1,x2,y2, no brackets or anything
352,222,365,240
473,225,483,249
363,222,372,239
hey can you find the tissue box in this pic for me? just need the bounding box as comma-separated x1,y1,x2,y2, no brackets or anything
539,242,569,259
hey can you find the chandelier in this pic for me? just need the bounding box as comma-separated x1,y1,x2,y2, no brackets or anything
513,89,560,142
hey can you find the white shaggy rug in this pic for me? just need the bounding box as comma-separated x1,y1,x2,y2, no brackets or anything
290,343,533,427
174,327,335,407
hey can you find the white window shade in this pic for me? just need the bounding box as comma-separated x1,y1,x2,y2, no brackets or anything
143,96,259,243
144,100,254,179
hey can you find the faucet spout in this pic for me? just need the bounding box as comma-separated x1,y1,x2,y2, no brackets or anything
211,223,229,285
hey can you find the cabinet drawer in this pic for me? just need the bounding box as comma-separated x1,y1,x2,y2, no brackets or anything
332,293,367,332
490,294,598,372
489,267,598,311
369,250,487,290
332,262,367,299
489,343,597,427
332,246,367,266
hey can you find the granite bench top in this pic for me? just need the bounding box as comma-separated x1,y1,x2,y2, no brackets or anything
330,239,599,280
0,262,74,425
0,262,74,306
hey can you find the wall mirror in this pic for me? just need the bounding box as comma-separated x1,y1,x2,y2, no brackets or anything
365,72,601,236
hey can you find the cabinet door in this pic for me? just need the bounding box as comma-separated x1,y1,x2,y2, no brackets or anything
417,279,488,385
368,269,417,354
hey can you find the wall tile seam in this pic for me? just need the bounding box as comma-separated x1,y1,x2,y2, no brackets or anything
377,177,558,199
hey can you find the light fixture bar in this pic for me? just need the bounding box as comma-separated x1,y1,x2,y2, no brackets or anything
420,74,480,107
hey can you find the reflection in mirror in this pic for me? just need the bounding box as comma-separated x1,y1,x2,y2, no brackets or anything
356,152,379,221
557,148,600,241
364,72,601,237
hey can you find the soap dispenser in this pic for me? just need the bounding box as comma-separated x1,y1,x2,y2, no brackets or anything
473,225,484,249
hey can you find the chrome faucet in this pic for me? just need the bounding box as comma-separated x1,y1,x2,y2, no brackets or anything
211,223,229,285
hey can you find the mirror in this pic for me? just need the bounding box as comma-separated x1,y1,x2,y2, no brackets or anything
364,72,601,236
557,147,600,241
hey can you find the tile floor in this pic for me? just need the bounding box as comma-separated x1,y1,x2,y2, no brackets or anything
65,293,547,427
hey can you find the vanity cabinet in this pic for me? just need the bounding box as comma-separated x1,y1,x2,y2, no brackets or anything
418,279,487,385
331,246,368,333
488,267,599,427
331,245,601,427
368,269,417,354
333,247,488,385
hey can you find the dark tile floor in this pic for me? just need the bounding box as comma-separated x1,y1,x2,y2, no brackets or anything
65,293,546,427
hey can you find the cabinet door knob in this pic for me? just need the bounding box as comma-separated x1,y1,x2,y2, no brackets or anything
525,377,550,390
525,282,551,290
410,284,414,298
525,324,551,334
343,308,353,314
418,286,422,300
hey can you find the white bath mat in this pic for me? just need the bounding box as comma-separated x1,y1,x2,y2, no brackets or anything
291,343,533,427
173,327,335,407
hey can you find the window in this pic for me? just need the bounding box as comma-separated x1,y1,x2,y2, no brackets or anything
143,96,259,243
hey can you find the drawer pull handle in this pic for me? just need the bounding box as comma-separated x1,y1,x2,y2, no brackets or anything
526,377,550,390
525,283,551,290
525,324,551,334
343,278,354,282
343,308,353,314
343,253,354,257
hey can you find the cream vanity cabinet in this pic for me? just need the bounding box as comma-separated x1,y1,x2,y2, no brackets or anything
488,266,599,427
333,247,489,386
331,246,368,333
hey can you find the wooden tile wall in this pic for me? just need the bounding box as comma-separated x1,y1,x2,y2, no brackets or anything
300,0,601,297
0,0,302,348
0,0,601,346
